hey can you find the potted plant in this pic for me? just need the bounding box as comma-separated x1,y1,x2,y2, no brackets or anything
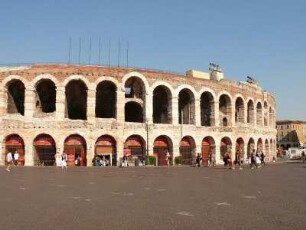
174,156,182,165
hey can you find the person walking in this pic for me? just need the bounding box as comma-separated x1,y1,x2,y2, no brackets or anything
260,151,265,166
211,152,216,167
235,150,242,170
250,149,256,169
14,150,19,166
196,153,201,167
5,152,13,172
61,152,67,169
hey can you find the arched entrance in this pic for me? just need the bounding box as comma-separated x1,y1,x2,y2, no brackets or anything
124,135,145,165
201,136,215,166
64,135,87,167
257,138,263,152
236,137,245,161
5,134,25,166
153,135,173,166
265,139,269,161
247,138,255,158
33,134,56,166
220,137,232,160
179,136,196,165
95,135,116,166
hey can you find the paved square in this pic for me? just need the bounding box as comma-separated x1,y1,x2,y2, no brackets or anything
1,163,305,230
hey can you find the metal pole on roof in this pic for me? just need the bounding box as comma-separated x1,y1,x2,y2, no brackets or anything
98,37,101,66
78,37,81,65
68,37,72,64
108,40,111,67
88,37,92,65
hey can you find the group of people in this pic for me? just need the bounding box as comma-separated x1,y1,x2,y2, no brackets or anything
249,149,265,169
195,152,216,167
60,152,83,168
222,149,265,170
93,155,110,167
5,150,20,172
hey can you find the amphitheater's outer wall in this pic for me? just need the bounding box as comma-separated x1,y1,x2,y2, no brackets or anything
0,65,277,166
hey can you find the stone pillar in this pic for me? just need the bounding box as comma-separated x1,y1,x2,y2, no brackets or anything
116,89,125,123
24,86,35,120
244,101,248,125
56,86,65,120
87,86,96,123
24,138,34,166
195,98,201,126
172,96,179,125
214,102,220,127
0,141,4,165
231,104,235,127
0,88,6,117
215,143,221,164
116,139,124,165
86,139,94,167
145,91,153,123
243,143,248,162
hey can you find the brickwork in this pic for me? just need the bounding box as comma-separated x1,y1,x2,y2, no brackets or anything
0,64,277,166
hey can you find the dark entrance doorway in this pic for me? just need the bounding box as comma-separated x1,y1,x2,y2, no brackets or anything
5,134,25,166
153,136,173,166
64,135,87,167
33,134,56,166
179,137,195,165
95,135,116,166
201,137,215,166
124,135,145,165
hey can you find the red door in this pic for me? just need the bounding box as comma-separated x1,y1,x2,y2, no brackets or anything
202,140,210,166
154,136,170,166
64,135,86,167
5,135,25,166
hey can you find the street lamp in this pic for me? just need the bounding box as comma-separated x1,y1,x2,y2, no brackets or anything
145,119,149,165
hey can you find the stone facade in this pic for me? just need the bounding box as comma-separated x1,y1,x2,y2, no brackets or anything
276,120,306,150
0,64,277,166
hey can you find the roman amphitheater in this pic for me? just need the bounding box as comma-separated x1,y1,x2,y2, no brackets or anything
0,64,276,167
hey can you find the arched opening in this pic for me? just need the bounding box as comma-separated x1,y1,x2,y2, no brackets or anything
153,86,172,124
219,94,231,127
153,135,173,166
235,97,245,124
124,135,145,165
124,77,146,122
270,139,274,157
269,107,273,128
220,137,232,160
247,100,255,124
64,135,87,167
179,136,196,165
35,79,56,116
65,80,87,120
96,81,117,118
94,135,116,166
236,137,245,162
125,102,143,122
256,102,263,126
200,92,214,126
178,89,195,125
265,139,269,161
222,117,228,127
6,80,25,115
247,138,255,158
33,134,56,166
264,102,268,126
257,138,263,153
201,136,215,166
5,134,25,166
